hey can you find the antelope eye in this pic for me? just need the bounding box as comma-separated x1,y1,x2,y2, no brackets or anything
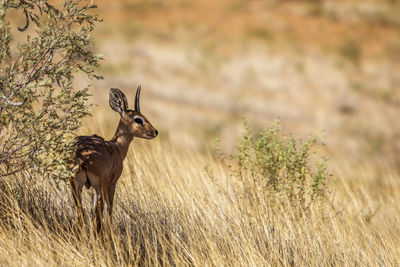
134,117,144,125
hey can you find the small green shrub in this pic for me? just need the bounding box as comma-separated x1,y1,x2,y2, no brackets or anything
220,119,330,212
246,26,273,42
340,39,361,65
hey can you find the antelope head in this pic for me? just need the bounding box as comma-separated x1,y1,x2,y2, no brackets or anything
109,86,158,139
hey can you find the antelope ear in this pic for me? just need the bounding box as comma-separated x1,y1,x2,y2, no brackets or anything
134,85,141,112
109,88,128,116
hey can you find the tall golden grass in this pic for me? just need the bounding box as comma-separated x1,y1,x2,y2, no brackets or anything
0,119,399,266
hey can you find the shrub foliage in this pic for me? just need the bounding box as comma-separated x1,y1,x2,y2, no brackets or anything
0,0,102,181
222,120,330,211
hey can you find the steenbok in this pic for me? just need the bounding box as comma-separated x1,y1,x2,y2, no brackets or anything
70,86,158,232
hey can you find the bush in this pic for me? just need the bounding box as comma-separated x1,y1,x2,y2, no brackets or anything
218,120,330,212
0,0,102,182
340,39,361,65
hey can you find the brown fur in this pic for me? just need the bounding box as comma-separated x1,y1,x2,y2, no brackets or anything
70,87,157,233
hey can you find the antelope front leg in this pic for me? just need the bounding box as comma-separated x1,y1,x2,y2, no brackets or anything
106,184,117,220
101,184,117,234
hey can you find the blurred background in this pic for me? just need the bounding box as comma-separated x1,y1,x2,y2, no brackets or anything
74,0,400,172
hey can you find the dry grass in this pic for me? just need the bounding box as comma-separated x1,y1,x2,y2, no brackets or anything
0,128,399,266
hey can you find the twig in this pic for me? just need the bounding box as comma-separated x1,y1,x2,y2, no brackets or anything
1,94,23,106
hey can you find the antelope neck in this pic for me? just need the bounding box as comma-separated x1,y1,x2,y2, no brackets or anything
110,121,134,160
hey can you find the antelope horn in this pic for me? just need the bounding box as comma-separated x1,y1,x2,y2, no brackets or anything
135,85,141,112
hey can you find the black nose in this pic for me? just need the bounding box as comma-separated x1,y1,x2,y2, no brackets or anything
154,129,158,136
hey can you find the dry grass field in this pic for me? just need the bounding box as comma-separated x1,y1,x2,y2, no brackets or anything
0,135,399,265
1,0,400,265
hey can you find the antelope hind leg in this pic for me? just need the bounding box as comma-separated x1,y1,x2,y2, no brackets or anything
70,171,86,225
92,186,104,234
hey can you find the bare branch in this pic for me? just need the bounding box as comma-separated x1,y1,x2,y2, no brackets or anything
1,94,23,106
18,9,30,32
